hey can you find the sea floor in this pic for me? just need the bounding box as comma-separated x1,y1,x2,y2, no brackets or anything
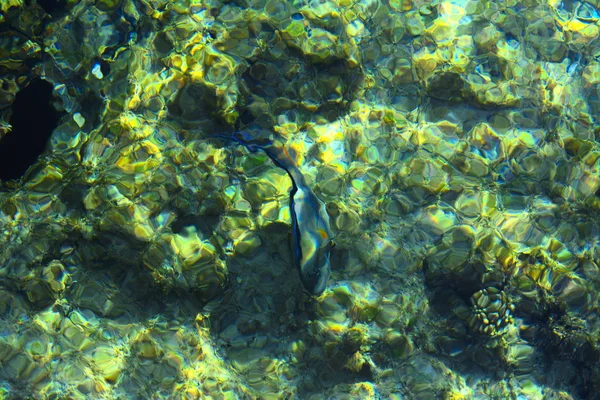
1,0,600,398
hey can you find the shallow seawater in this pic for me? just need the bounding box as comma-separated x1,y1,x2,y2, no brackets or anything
0,0,600,399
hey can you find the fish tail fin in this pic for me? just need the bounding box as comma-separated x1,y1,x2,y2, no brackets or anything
211,131,273,153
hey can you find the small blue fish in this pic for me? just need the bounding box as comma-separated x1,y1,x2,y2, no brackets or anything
215,132,333,295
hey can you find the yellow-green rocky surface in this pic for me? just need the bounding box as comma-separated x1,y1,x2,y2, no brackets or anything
1,0,600,398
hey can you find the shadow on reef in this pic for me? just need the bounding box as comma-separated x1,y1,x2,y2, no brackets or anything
423,250,600,399
0,184,366,394
164,12,364,133
518,285,600,399
239,55,364,128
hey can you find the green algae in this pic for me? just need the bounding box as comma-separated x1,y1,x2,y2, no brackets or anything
0,0,600,398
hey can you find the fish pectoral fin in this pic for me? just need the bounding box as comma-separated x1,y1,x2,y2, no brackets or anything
316,228,329,240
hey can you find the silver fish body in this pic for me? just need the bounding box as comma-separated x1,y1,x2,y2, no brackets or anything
217,133,333,295
265,145,333,295
290,182,333,295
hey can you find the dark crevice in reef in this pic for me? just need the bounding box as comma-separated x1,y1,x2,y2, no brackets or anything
35,0,67,18
0,78,63,182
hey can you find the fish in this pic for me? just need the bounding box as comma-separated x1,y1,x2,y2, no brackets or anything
214,132,333,295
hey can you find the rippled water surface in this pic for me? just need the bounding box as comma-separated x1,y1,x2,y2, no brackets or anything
0,0,599,398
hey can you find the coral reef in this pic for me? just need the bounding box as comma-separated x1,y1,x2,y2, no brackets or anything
1,0,600,398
